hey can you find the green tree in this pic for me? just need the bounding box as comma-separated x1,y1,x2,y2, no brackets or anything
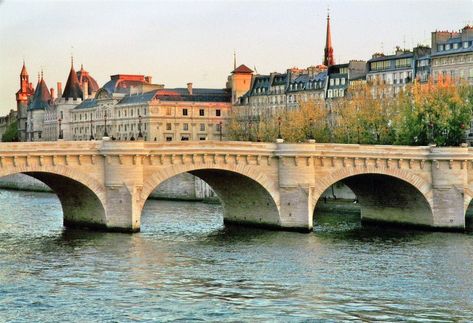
1,120,18,142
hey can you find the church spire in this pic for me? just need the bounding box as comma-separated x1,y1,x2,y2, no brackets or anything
323,10,335,67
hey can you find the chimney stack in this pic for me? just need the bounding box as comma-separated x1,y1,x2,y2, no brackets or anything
50,88,55,100
187,82,193,95
83,81,88,100
145,76,152,84
57,82,63,98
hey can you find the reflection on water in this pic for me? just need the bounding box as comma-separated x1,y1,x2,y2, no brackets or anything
0,189,473,321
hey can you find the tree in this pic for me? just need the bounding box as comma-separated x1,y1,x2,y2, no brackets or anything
1,120,18,142
394,79,473,146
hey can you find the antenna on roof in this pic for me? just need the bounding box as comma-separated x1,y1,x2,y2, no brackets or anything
233,50,236,70
70,45,74,68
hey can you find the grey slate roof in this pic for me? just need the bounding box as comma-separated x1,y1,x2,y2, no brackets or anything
28,78,51,111
368,52,413,63
74,99,98,110
431,44,473,57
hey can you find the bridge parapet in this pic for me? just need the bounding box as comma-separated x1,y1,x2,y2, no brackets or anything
1,141,473,232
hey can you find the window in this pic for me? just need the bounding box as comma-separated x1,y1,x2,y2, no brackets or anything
183,123,189,131
166,136,172,141
199,123,205,131
181,136,189,141
341,78,346,85
216,109,221,116
166,107,172,116
166,123,171,130
464,42,469,49
199,137,206,140
183,108,188,116
199,109,204,116
335,78,340,86
330,79,334,86
60,111,63,119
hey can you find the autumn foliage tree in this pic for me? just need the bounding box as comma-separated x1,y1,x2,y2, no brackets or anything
227,79,473,146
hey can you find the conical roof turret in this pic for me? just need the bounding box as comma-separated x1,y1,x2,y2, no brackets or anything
62,58,83,100
28,72,52,110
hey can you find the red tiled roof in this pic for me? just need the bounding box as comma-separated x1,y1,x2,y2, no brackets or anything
232,64,254,74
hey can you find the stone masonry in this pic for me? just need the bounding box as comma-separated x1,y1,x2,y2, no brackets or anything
0,140,472,232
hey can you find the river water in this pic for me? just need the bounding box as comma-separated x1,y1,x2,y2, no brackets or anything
0,189,473,322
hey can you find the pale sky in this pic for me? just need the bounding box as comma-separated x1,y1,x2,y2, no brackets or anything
0,0,472,114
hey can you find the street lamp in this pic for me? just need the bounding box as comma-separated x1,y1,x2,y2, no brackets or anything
428,121,434,145
308,118,314,140
104,110,108,137
138,114,143,139
58,118,63,140
248,118,253,142
219,121,223,141
89,113,94,140
277,116,282,140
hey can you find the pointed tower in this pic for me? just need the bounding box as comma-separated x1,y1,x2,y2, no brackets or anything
16,61,34,141
26,71,51,141
62,57,83,101
323,13,335,67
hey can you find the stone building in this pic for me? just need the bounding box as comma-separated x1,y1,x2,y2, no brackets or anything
431,25,473,84
42,61,100,141
26,73,53,141
326,60,367,99
69,75,231,141
366,45,431,95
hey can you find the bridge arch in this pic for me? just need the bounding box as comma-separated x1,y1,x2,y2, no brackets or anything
312,167,434,228
140,163,281,228
0,166,107,230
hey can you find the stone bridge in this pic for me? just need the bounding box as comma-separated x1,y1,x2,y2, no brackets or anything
1,140,472,232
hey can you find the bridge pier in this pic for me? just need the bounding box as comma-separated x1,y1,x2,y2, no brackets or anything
430,155,467,231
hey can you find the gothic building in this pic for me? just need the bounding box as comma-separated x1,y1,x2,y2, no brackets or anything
15,62,34,141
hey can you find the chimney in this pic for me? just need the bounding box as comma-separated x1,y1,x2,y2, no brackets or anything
83,81,88,100
187,82,193,95
57,82,63,98
145,76,152,84
50,88,55,100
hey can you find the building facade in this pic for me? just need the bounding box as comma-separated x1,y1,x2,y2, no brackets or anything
431,25,473,84
0,109,18,141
